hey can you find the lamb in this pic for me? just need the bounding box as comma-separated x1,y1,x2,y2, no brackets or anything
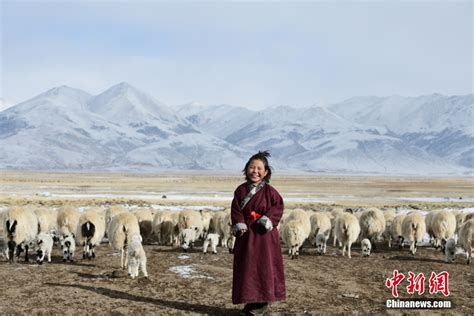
315,233,329,255
425,209,442,247
402,212,426,255
445,219,474,264
34,208,58,234
132,207,154,243
388,214,406,248
3,207,38,263
108,212,141,269
431,210,457,251
444,238,456,263
61,234,76,262
334,212,360,258
76,208,106,260
361,238,372,257
127,234,148,279
179,227,198,251
36,233,53,264
359,207,386,250
280,209,311,259
203,233,220,254
178,209,204,241
57,206,81,238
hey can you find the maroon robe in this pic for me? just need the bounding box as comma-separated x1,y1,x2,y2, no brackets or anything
231,182,286,304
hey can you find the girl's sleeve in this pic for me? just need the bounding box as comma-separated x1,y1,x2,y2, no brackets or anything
231,189,247,234
263,188,284,228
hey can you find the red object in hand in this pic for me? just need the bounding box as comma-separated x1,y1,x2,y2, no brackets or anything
249,210,262,221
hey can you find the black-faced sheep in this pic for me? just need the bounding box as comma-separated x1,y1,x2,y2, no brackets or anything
3,207,38,263
76,208,106,260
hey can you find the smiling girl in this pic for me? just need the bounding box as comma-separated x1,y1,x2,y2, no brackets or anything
231,151,286,315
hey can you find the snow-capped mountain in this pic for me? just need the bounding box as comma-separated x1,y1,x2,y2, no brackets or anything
0,98,14,112
0,84,471,175
0,83,247,170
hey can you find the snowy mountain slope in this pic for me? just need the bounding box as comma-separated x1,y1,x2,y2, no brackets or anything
329,94,473,134
0,83,246,171
0,84,471,175
176,103,258,139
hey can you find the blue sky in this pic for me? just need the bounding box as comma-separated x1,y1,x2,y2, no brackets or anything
1,0,472,109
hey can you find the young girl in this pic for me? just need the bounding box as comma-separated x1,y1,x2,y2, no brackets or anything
231,151,286,315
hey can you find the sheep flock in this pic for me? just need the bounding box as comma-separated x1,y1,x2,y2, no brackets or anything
0,204,473,281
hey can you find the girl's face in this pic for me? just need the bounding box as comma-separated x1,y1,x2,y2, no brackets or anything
246,159,268,184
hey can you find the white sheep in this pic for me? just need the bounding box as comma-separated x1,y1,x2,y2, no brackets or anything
382,209,396,244
200,209,214,238
221,211,235,253
36,233,53,264
359,207,386,250
211,211,228,247
402,212,426,255
335,212,360,258
108,212,141,269
281,219,308,259
133,207,154,243
361,238,372,257
61,234,76,262
34,208,58,234
309,212,331,248
127,234,148,279
57,206,81,238
330,206,344,247
105,205,128,235
280,209,311,259
455,212,467,236
286,209,311,237
458,219,473,264
389,214,406,248
425,209,442,247
445,219,474,264
203,233,220,254
152,210,175,245
431,210,457,251
76,208,106,260
3,207,38,263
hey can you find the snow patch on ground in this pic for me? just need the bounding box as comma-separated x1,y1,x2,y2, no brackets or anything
168,265,214,280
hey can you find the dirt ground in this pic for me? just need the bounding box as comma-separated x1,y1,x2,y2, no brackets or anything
0,238,472,315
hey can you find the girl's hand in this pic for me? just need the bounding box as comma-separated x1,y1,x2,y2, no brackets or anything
237,229,247,237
